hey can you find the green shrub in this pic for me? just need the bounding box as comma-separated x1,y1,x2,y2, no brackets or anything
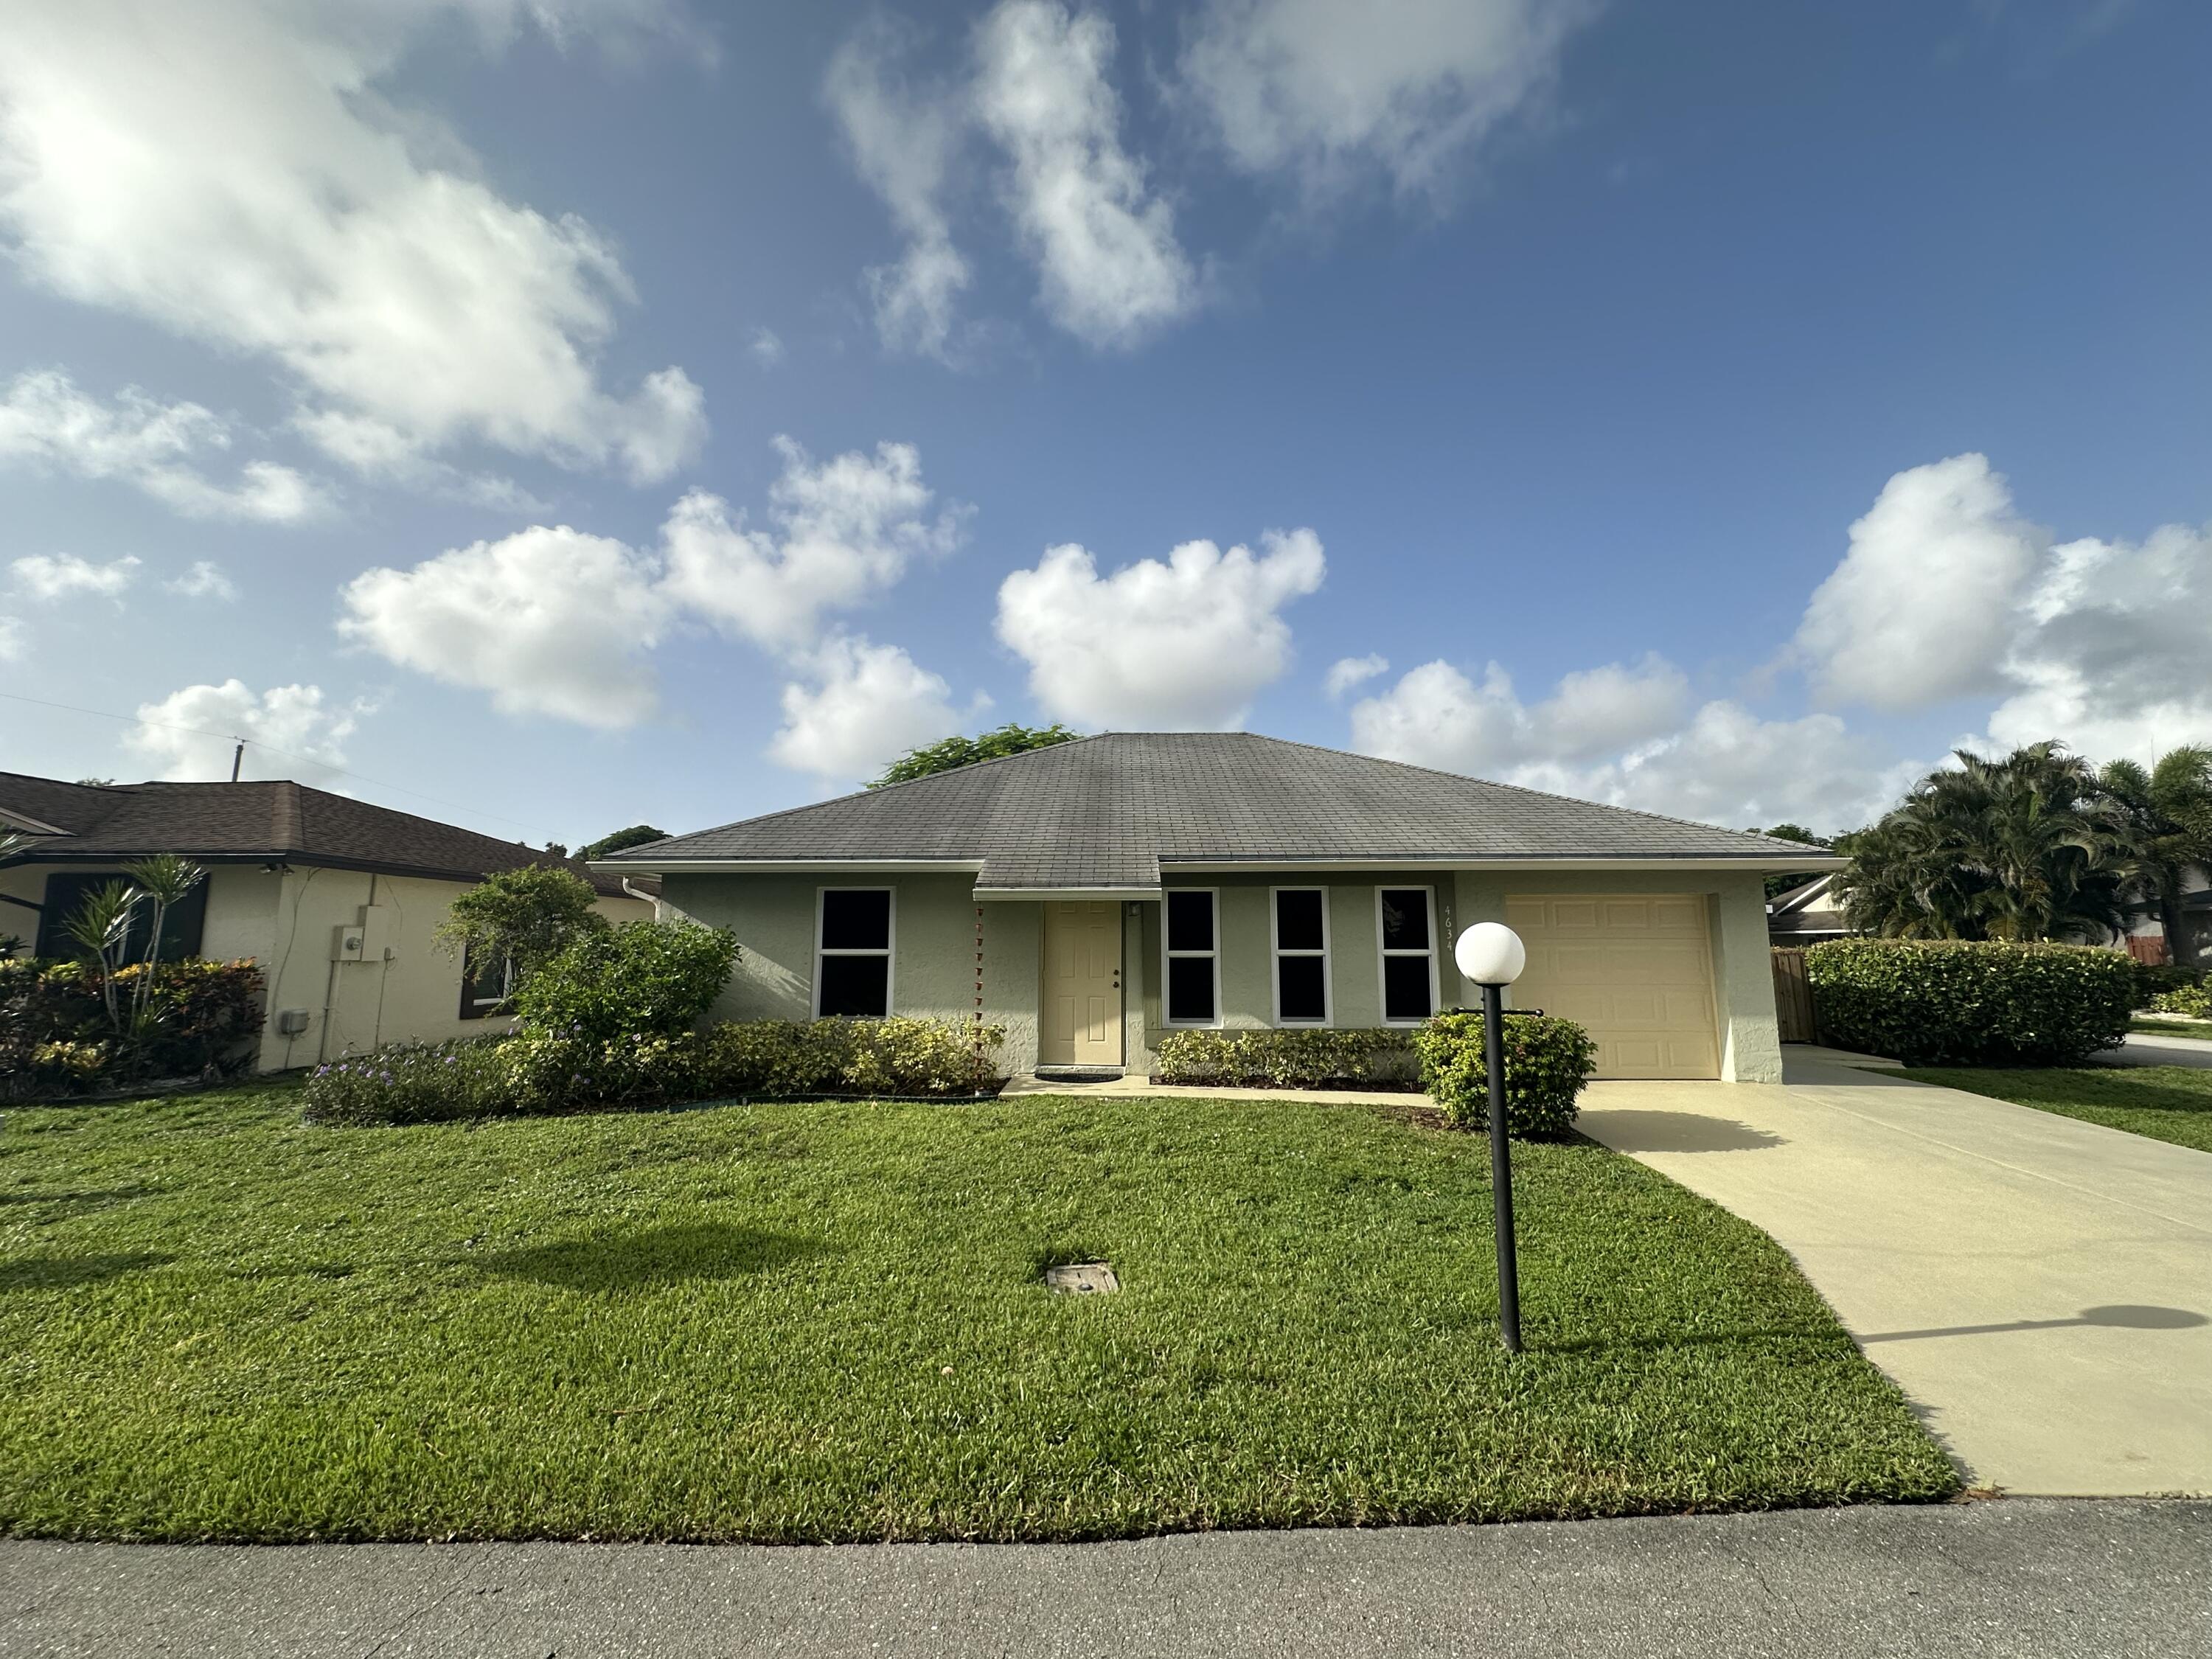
302,1039,515,1127
513,919,737,1042
1152,1029,1419,1088
702,1017,1006,1099
2149,981,2212,1019
1413,1013,1597,1138
1805,939,2135,1065
1,956,265,1100
2132,961,2206,1009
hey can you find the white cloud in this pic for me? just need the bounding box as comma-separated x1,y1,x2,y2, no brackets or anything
338,524,672,729
1324,653,1388,698
658,437,965,652
826,17,975,360
125,679,358,783
1981,521,2212,766
1794,453,2043,712
1348,654,1690,776
973,0,1198,349
341,436,970,730
768,634,983,785
1179,0,1593,196
1349,658,1906,835
165,561,240,602
748,326,785,366
10,552,141,602
0,615,23,662
996,527,1325,728
0,369,328,523
0,3,705,485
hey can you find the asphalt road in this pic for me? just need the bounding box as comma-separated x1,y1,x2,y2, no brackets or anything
3,1500,2208,1659
2100,1032,2212,1070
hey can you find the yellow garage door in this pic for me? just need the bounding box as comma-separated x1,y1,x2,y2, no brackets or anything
1504,895,1720,1079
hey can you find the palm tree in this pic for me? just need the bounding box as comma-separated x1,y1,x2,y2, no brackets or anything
1834,742,2130,942
2098,746,2212,970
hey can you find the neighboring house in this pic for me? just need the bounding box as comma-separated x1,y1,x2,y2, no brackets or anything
598,733,1839,1084
2124,864,2212,967
0,772,654,1071
1767,874,1854,948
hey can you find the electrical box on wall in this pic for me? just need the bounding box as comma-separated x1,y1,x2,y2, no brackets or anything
274,1008,313,1036
331,925,365,962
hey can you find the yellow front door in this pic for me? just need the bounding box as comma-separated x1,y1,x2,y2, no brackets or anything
1040,901,1123,1066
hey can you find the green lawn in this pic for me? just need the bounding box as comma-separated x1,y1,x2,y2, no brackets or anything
1901,1064,2212,1155
2131,1018,2212,1040
0,1084,1955,1543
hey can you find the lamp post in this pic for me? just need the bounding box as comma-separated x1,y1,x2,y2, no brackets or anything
1453,922,1528,1354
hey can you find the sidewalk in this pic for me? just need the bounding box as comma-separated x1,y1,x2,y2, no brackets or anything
2,1500,2206,1658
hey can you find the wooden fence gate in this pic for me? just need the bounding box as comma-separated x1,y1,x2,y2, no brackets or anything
1770,947,1816,1044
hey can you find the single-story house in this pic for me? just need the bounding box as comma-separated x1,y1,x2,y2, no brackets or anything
1,771,654,1071
599,733,1843,1083
1767,874,1854,948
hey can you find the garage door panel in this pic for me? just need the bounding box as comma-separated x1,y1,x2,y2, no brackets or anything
1507,894,1720,1079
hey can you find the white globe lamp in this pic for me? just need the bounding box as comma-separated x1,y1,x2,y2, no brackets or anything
1454,922,1526,988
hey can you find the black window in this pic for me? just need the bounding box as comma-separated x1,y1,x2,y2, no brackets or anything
1273,888,1328,1024
1164,890,1217,1024
458,945,513,1020
35,872,206,963
816,888,892,1018
1378,888,1436,1023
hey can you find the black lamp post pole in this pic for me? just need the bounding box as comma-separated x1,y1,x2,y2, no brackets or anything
1483,981,1522,1354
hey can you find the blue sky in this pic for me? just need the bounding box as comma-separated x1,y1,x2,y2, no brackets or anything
3,0,2207,849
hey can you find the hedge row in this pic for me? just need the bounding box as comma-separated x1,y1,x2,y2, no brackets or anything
1805,938,2135,1065
1152,1028,1419,1089
301,1015,1008,1127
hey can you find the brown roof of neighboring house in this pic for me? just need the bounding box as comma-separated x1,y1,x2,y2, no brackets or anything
0,772,653,900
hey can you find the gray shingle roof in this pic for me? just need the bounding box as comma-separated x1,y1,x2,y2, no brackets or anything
601,733,1843,891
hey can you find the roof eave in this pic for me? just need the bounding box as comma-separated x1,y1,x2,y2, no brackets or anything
594,857,987,877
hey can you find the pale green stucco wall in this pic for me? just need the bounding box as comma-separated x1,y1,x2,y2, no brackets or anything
659,866,1780,1085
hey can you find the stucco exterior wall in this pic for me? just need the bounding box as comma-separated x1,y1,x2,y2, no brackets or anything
660,873,1044,1077
4,860,648,1072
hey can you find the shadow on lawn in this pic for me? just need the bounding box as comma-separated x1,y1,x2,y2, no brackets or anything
476,1223,835,1292
0,1252,173,1293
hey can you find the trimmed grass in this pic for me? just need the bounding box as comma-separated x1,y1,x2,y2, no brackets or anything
0,1085,1955,1543
2131,1018,2212,1040
1899,1065,2212,1155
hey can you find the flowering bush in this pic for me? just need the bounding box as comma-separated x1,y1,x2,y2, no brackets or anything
300,1039,514,1127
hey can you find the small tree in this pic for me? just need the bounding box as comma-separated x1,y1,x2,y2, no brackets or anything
2099,746,2212,971
1756,823,1834,900
434,865,608,1003
870,723,1079,788
119,855,206,1030
579,824,669,860
64,880,139,1031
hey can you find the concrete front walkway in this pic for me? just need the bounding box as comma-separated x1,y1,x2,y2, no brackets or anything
1578,1056,2212,1497
3,1501,2206,1659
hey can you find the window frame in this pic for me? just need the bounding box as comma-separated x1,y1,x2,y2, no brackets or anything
813,886,895,1020
1159,887,1222,1029
456,945,515,1021
1268,885,1332,1028
1374,885,1440,1027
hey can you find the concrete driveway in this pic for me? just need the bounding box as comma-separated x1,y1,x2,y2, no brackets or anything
1577,1055,2212,1497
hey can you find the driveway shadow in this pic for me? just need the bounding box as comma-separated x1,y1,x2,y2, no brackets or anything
1859,1304,2208,1343
476,1223,835,1292
1580,1110,1785,1152
0,1252,173,1293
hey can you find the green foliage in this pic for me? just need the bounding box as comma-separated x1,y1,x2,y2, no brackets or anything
869,722,1079,788
1804,938,2135,1065
1,956,265,1100
2099,745,2212,971
1413,1013,1598,1137
434,864,609,994
1756,823,1834,900
301,1039,515,1127
579,824,669,860
702,1017,1006,1099
1152,1029,1419,1088
1834,742,2132,943
2149,981,2212,1019
505,919,737,1107
2132,961,2206,1008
